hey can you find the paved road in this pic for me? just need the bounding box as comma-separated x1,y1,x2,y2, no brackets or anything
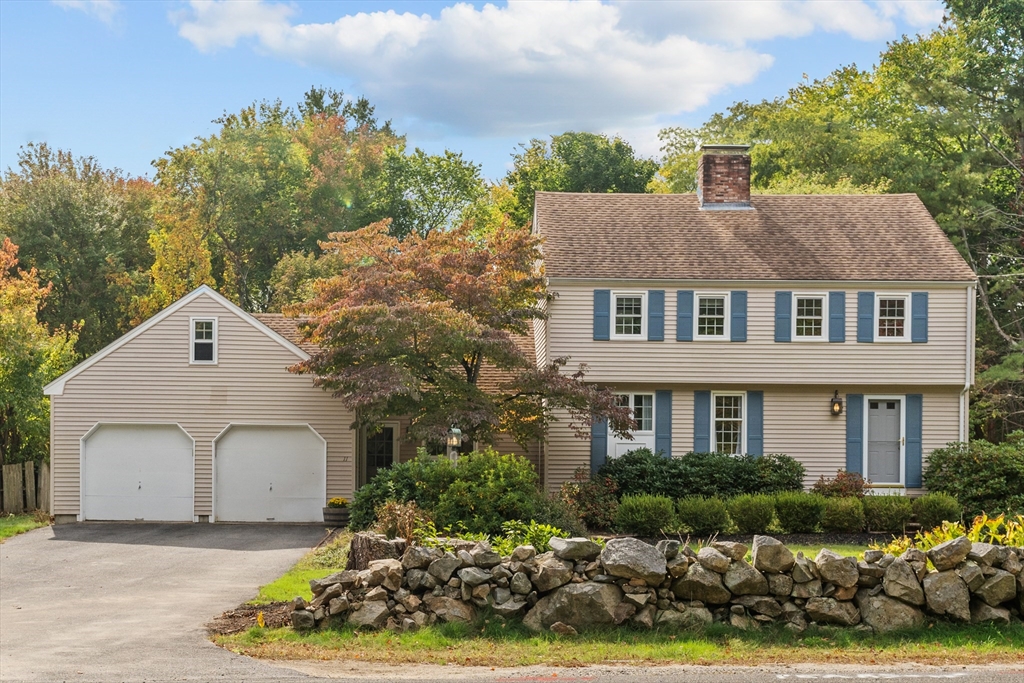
1,525,1020,683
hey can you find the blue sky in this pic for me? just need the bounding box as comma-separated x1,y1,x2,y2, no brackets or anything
0,1,944,182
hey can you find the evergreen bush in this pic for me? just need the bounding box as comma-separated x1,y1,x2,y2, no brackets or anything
863,495,913,533
923,434,1024,518
821,496,866,533
615,494,677,537
912,493,962,531
676,496,730,535
727,494,776,534
774,492,826,533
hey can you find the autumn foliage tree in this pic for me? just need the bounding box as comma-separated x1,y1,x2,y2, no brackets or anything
288,220,633,447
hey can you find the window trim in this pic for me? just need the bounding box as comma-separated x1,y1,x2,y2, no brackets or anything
694,292,731,341
862,394,907,487
610,291,647,340
791,292,829,342
874,293,912,343
711,390,746,455
189,317,218,365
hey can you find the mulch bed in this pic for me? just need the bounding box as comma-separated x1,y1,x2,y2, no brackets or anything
207,601,293,635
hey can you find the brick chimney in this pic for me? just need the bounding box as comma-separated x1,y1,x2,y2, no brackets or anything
697,144,751,209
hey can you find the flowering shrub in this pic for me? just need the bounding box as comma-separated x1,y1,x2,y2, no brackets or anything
812,470,869,498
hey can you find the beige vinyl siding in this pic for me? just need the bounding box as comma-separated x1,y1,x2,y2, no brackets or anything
547,283,970,386
533,314,548,368
543,386,961,493
50,293,356,517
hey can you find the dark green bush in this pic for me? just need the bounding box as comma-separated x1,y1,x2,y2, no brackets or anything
349,454,456,530
912,493,962,531
756,454,806,493
597,448,679,498
863,495,913,533
533,493,588,538
727,494,776,534
821,496,866,533
774,492,826,533
923,434,1024,518
559,467,618,531
676,496,730,535
615,494,677,537
675,452,761,498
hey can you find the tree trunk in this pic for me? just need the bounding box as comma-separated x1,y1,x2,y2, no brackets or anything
345,532,408,571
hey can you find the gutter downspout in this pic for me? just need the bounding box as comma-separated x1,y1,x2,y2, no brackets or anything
960,284,975,442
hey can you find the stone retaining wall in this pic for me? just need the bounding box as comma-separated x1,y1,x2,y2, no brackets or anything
290,534,1024,634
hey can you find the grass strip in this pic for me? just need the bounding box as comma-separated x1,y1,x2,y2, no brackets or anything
0,513,48,542
216,619,1024,667
250,531,352,604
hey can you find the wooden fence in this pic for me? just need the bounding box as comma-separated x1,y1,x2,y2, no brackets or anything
1,461,49,514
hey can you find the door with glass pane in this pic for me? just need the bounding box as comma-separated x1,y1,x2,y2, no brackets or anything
608,393,656,458
365,425,396,482
867,399,902,484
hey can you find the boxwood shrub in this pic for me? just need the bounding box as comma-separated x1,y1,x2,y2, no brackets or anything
676,496,730,535
912,493,961,531
728,494,776,534
774,492,827,533
863,495,913,533
615,494,677,537
821,496,866,533
923,434,1024,518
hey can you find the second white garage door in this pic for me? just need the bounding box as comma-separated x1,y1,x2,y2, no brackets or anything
214,425,326,522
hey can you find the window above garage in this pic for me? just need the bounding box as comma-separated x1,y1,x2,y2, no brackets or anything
190,318,217,364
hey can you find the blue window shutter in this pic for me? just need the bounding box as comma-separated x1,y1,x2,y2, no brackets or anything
590,418,608,473
911,292,928,343
648,290,665,341
676,290,694,341
846,394,864,474
857,292,875,343
731,291,747,342
906,394,923,487
593,290,610,341
747,390,763,456
694,391,711,452
829,291,846,343
774,291,792,342
655,390,672,458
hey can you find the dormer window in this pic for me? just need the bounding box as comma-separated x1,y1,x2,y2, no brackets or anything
191,318,217,364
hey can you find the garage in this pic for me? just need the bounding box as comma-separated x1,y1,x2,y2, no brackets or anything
82,424,194,521
214,424,326,523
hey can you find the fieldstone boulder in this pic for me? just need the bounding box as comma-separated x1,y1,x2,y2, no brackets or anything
531,553,574,592
510,571,532,595
792,555,819,583
732,595,783,618
511,545,536,562
471,543,503,568
550,537,602,562
970,600,1010,625
366,558,403,592
815,550,859,588
974,569,1017,607
958,562,985,591
427,553,462,583
768,573,794,597
405,568,437,592
522,582,624,632
632,604,656,629
857,561,886,579
671,562,732,604
791,579,823,598
855,589,924,632
657,539,681,560
697,547,732,574
923,571,970,622
969,543,1006,567
666,556,690,578
402,546,440,571
752,536,795,574
424,595,476,623
805,597,861,626
883,558,925,606
926,536,972,572
328,595,350,616
291,609,315,630
458,567,491,587
492,599,528,618
655,605,713,628
348,601,391,629
600,537,667,585
712,541,748,562
723,560,768,596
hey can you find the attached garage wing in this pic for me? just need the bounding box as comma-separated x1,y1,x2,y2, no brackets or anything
81,424,194,521
214,425,326,523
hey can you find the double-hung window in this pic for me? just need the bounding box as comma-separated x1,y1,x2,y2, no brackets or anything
793,294,827,341
695,293,729,340
712,392,744,455
875,294,909,342
191,318,217,364
616,393,653,432
612,292,646,339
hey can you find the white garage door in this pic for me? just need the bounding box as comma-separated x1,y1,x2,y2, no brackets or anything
82,424,194,521
214,425,325,522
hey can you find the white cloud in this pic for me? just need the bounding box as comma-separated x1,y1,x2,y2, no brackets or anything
52,0,121,25
172,0,941,137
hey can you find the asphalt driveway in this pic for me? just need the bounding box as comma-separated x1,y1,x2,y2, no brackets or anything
0,523,327,682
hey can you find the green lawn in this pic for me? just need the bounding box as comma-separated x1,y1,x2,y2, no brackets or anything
251,531,352,604
216,619,1024,667
0,513,48,542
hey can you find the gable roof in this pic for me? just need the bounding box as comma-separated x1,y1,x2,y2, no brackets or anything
535,192,976,282
43,286,310,396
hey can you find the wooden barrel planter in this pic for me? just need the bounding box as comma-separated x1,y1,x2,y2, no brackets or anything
322,506,350,528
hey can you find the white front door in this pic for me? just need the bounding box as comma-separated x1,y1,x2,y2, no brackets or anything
608,393,656,458
867,398,903,484
82,424,194,521
215,425,326,522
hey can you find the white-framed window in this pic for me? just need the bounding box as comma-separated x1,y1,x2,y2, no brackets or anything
875,293,910,342
712,391,745,455
190,317,217,364
615,393,654,433
611,291,646,339
695,292,729,340
793,293,828,341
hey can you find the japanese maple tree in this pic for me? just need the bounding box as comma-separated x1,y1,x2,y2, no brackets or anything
288,219,633,447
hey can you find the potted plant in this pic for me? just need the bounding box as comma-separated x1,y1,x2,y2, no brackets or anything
323,497,350,527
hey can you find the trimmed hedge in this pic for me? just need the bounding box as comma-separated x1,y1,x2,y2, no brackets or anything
615,494,677,537
728,494,776,534
863,495,913,533
676,496,730,535
821,496,866,533
913,493,961,531
774,492,826,533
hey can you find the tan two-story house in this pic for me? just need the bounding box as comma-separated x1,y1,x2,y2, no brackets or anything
533,145,976,494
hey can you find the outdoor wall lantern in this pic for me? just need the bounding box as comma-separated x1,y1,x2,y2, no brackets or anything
830,391,843,416
446,425,462,462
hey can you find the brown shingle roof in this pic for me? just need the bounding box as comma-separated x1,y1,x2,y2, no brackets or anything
536,192,975,282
